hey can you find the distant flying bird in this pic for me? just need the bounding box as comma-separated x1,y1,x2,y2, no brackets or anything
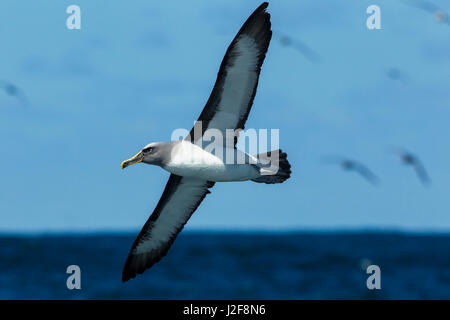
120,3,291,282
278,34,320,63
386,67,410,83
322,156,379,185
404,0,449,25
390,147,431,186
0,80,29,107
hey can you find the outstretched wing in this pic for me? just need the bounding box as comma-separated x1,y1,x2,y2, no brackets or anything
0,80,29,107
353,163,380,186
278,34,320,63
412,160,431,186
404,0,440,13
321,156,379,186
122,175,214,281
404,0,449,24
187,2,272,145
123,3,272,281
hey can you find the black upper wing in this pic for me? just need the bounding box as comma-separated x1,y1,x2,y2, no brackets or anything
122,175,214,281
123,3,272,282
187,2,272,145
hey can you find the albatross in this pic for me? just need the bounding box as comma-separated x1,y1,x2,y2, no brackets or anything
390,147,430,186
0,80,29,107
322,156,379,186
120,2,291,282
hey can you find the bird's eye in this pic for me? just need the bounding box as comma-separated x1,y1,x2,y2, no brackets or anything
143,147,153,154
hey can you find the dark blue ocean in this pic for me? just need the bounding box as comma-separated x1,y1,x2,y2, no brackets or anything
0,232,449,299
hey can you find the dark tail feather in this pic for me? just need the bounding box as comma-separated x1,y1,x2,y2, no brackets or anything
251,149,291,184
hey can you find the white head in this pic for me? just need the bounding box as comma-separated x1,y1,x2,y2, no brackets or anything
121,142,173,169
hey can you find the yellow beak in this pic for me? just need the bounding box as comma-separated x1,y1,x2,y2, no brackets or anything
121,151,144,169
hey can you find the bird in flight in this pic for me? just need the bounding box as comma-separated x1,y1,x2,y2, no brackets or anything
278,34,320,63
390,147,431,186
403,0,449,25
0,80,29,107
322,156,379,186
386,67,410,83
120,2,291,282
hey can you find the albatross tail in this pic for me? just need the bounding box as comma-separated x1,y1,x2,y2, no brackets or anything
251,149,291,184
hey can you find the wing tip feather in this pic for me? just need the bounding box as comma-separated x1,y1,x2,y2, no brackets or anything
122,178,215,282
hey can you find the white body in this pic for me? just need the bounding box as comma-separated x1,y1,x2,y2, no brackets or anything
162,141,261,182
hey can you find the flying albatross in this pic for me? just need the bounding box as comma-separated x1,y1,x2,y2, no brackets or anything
278,34,320,63
403,0,449,25
0,80,29,107
390,147,430,186
120,2,291,282
322,156,379,185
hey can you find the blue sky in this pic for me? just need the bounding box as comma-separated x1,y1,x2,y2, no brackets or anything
1,0,449,232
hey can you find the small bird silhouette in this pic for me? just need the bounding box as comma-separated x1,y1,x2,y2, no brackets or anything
389,147,431,186
386,67,410,83
0,80,29,107
404,0,449,25
322,156,379,185
278,34,320,63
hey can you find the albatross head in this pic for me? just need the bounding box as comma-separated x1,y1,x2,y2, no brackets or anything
121,142,169,169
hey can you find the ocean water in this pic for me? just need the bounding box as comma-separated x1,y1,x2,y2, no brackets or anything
0,232,449,300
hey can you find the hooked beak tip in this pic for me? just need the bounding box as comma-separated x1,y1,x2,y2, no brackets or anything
121,151,143,170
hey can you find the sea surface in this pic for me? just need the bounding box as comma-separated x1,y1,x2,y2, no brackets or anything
0,232,449,299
